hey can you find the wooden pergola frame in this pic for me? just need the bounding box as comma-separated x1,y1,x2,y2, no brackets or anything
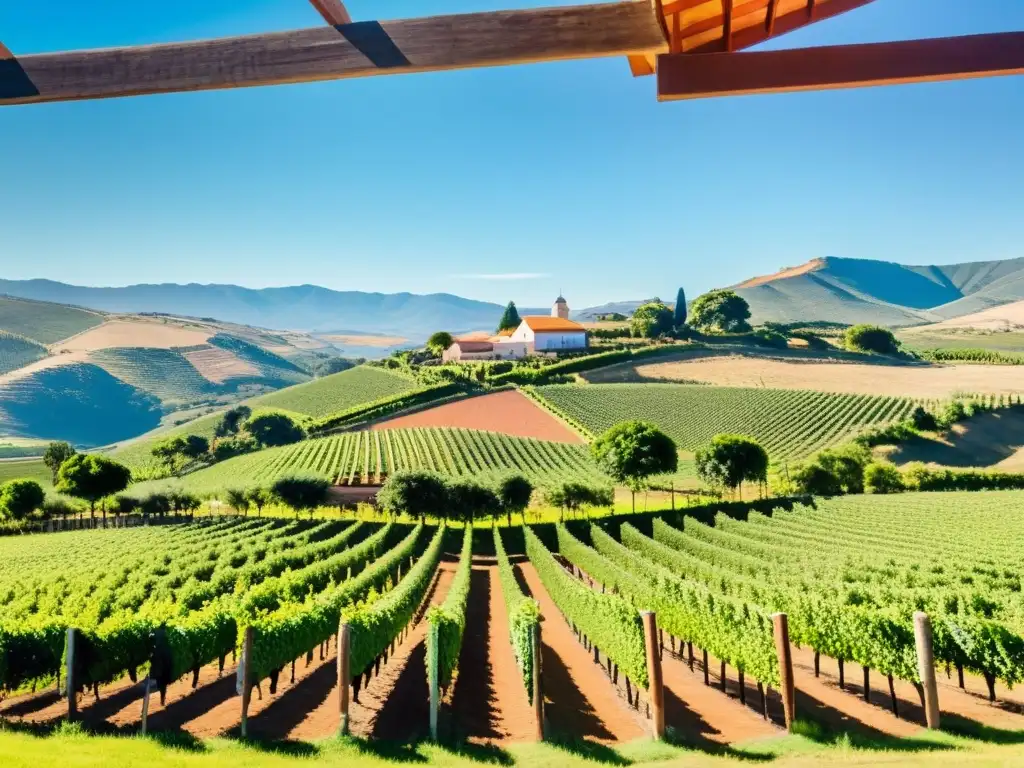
1,0,1021,107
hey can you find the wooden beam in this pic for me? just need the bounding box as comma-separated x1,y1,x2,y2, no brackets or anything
766,0,778,35
308,0,352,26
0,41,12,60
723,0,734,52
1,2,667,106
658,30,1024,100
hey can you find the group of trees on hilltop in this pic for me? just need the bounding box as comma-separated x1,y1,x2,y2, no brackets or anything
628,286,753,339
377,470,539,525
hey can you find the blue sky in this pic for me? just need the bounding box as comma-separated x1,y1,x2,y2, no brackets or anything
1,0,1022,308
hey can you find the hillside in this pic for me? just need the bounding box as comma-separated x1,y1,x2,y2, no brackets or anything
0,295,104,343
732,256,1024,326
0,279,519,338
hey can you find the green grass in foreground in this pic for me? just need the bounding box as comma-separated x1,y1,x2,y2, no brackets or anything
0,722,1022,768
0,457,51,488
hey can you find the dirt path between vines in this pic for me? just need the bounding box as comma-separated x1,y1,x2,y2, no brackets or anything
449,558,537,744
515,562,646,743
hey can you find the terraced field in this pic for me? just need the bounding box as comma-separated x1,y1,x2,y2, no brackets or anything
90,348,220,405
134,427,603,494
249,365,417,418
537,383,916,460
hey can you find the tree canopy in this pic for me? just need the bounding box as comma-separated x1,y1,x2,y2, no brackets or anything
446,478,501,526
673,287,687,329
497,473,533,525
591,421,677,510
244,410,305,448
630,301,674,339
42,442,76,484
56,454,132,514
844,324,901,355
377,470,449,522
152,434,210,474
427,331,455,356
0,479,45,521
497,301,522,332
270,474,330,516
215,405,252,438
543,480,614,520
694,434,769,494
689,289,752,333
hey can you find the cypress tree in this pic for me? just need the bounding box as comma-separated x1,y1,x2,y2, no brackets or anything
497,301,522,332
673,287,687,328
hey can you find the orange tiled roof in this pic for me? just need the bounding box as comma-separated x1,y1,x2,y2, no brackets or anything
521,316,585,332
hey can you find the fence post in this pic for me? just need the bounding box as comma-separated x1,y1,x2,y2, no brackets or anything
641,611,665,740
914,612,941,729
238,627,254,738
338,623,351,735
65,628,77,720
428,622,440,741
532,622,544,741
772,613,796,731
140,677,153,735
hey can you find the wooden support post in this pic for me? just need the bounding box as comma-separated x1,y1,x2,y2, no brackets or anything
65,628,77,719
641,612,665,740
238,627,254,739
703,649,709,685
140,677,153,735
338,623,351,735
914,612,941,729
772,613,796,731
863,666,870,702
308,0,352,26
532,623,544,741
428,622,440,741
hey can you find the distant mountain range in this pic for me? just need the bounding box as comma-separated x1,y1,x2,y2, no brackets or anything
732,256,1024,326
0,280,545,339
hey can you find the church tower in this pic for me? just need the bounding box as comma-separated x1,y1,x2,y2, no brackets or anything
552,294,569,320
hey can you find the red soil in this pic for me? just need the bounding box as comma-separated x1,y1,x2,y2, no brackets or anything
450,558,538,743
372,390,583,444
515,561,647,743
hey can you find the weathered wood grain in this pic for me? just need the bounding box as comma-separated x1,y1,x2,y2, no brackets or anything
658,31,1024,100
308,0,352,26
0,2,667,106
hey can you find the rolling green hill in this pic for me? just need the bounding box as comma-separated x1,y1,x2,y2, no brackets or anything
245,365,417,418
0,295,103,344
732,256,1024,327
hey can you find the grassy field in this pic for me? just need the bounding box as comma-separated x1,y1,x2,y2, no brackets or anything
0,296,103,345
898,329,1024,354
537,384,914,461
0,457,51,487
2,727,1023,768
247,366,417,418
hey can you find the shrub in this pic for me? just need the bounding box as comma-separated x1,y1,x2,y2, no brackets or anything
245,409,306,447
864,462,905,494
0,479,45,521
909,405,938,431
751,329,789,349
844,324,900,355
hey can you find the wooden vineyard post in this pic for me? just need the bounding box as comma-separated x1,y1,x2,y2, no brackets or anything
772,613,796,731
428,622,440,741
140,677,153,735
914,612,941,729
641,611,665,740
65,628,77,720
338,623,351,735
532,622,544,741
238,627,254,739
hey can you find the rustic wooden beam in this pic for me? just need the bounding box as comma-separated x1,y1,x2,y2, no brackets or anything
766,0,778,35
308,0,352,26
658,31,1024,100
0,41,12,60
723,0,734,52
1,2,667,106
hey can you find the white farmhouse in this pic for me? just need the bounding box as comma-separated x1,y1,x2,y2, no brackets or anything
503,296,588,353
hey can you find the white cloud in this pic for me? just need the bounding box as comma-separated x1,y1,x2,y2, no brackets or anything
450,272,550,281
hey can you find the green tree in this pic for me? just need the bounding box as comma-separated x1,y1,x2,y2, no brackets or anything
591,421,678,512
844,324,900,355
694,434,769,497
673,287,687,329
56,454,132,520
630,301,674,339
497,301,523,332
139,492,171,519
377,470,449,522
689,289,752,333
0,479,45,521
446,478,501,527
215,405,252,437
152,435,209,474
42,441,76,484
169,490,202,515
244,410,305,447
247,487,272,517
791,463,843,496
426,331,455,357
497,473,533,525
225,488,251,515
543,481,613,521
271,474,330,518
865,462,905,494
